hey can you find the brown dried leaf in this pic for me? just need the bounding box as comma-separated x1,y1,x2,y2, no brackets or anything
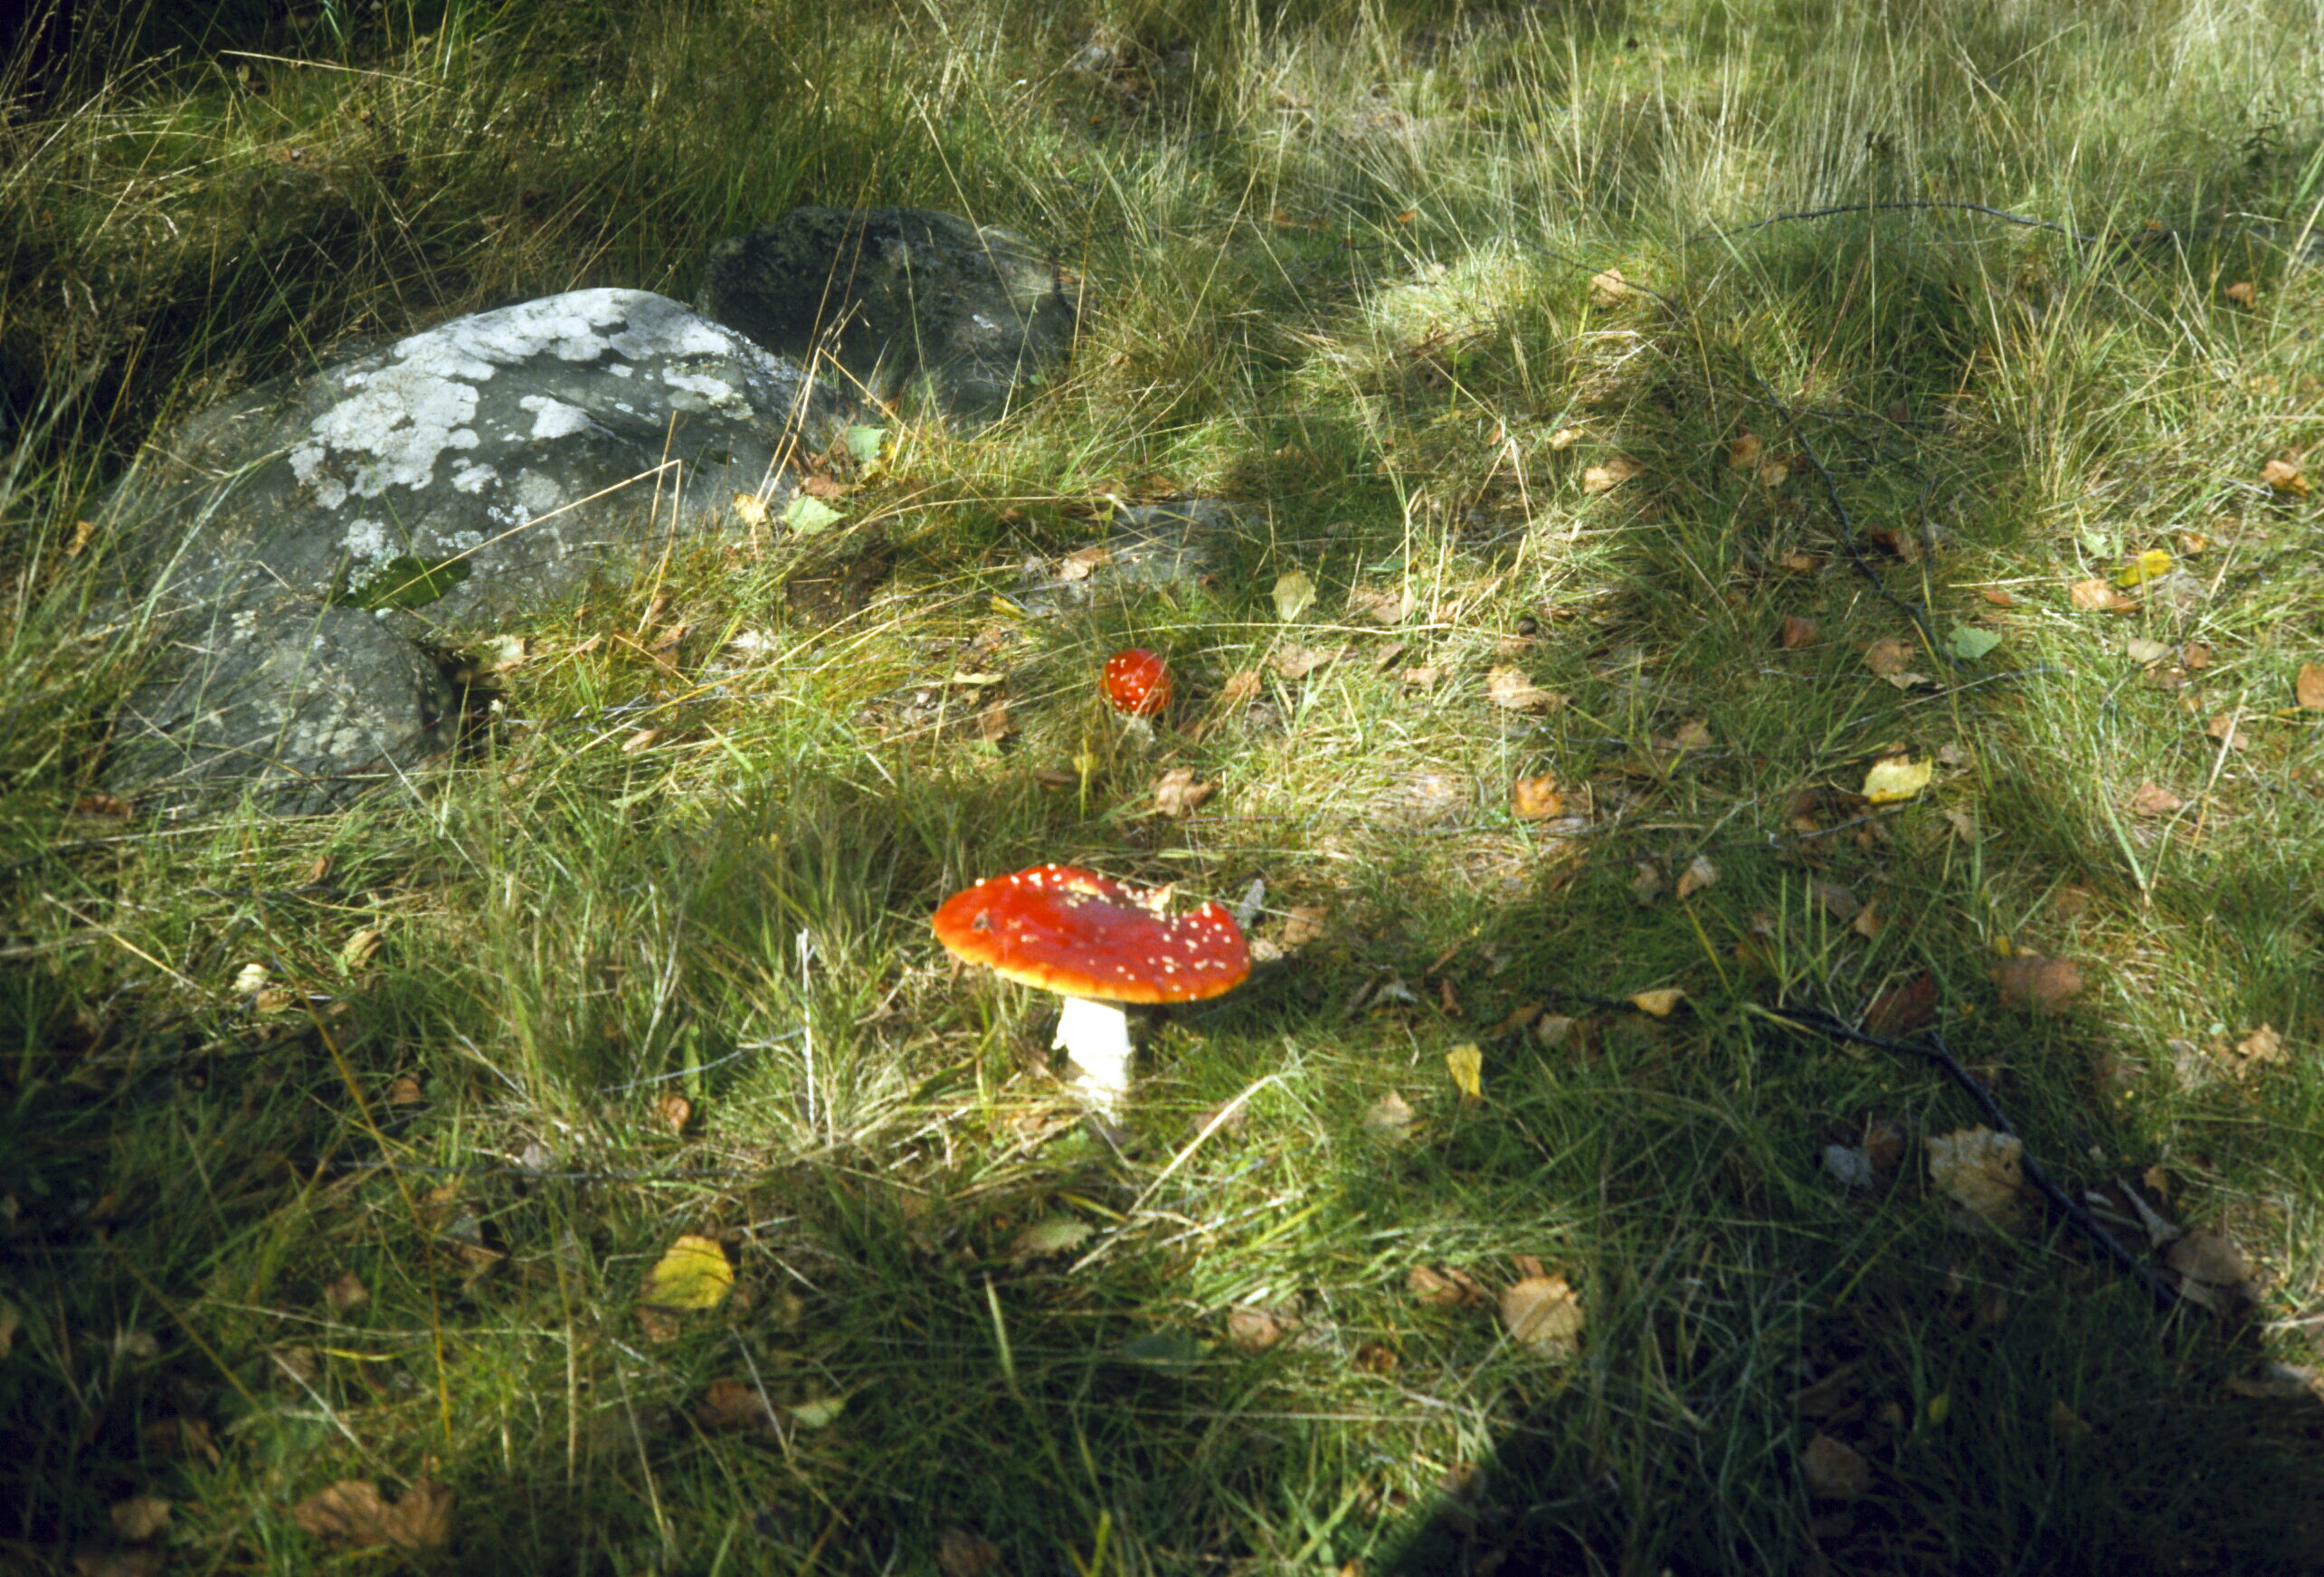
1781,551,1825,575
2262,458,2309,498
1219,670,1263,708
1500,1274,1584,1358
1980,586,2016,607
2129,780,2184,818
937,1527,1004,1577
109,1497,172,1542
385,1074,423,1107
1675,854,1717,899
1588,269,1634,307
1278,905,1329,947
2297,663,2324,711
1226,1306,1297,1353
2224,280,2259,308
695,1379,784,1432
1409,1265,1489,1309
71,793,134,820
1779,615,1818,650
1993,955,2082,1014
2069,578,2135,613
1058,546,1112,581
798,473,849,500
1511,772,1563,821
2205,712,2246,750
2167,1229,2253,1287
322,1270,368,1315
1864,1117,1908,1170
290,1477,453,1550
1400,666,1442,694
1801,1433,1873,1500
1485,668,1563,712
1927,1126,2027,1230
1548,425,1584,450
1348,584,1413,626
1809,879,1862,921
1270,644,1339,680
1728,432,1761,470
1153,767,1218,819
655,1092,692,1134
2234,1023,2285,1068
1581,455,1643,494
1864,637,1914,676
1627,988,1684,1017
1864,974,1938,1038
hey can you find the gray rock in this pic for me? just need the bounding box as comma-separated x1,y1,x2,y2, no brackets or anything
696,207,1079,426
97,288,836,812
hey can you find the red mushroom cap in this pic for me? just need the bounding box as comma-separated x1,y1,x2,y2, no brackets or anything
1103,648,1172,717
932,864,1248,1004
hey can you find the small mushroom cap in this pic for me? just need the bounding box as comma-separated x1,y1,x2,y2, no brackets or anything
933,864,1249,1004
1103,648,1172,717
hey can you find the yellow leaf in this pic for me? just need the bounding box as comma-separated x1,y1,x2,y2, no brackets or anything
1500,1274,1584,1358
2112,548,2172,588
1627,988,1684,1017
1862,755,1932,804
1445,1043,1483,1099
1926,1390,1951,1426
1581,454,1643,494
642,1235,734,1311
1271,569,1317,621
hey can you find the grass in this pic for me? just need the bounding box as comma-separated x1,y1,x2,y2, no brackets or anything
4,0,2324,1571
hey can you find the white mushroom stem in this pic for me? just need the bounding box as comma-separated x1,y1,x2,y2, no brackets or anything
1053,995,1135,1114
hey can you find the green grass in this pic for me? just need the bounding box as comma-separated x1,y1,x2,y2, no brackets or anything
5,0,2324,1572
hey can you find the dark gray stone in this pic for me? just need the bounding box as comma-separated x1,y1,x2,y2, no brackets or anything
97,287,838,812
109,603,457,812
696,207,1079,426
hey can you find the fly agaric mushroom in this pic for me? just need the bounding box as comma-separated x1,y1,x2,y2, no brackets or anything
933,864,1248,1112
1103,648,1172,717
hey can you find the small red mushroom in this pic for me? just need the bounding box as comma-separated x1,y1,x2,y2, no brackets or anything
1103,648,1172,717
932,863,1248,1111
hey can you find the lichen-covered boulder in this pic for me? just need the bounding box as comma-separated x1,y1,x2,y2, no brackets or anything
98,287,838,812
696,207,1080,426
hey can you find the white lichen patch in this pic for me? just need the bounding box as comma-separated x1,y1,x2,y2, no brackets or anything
341,518,391,562
659,368,749,413
282,290,737,508
450,461,498,494
518,395,593,440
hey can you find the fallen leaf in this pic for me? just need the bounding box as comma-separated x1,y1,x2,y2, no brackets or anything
2069,578,2134,613
1511,772,1563,821
1864,637,1916,676
1226,1306,1296,1353
1485,668,1563,712
1499,1274,1584,1358
937,1528,1004,1577
1670,718,1712,751
1729,432,1761,470
641,1234,733,1311
1013,1215,1094,1259
1400,666,1441,693
1270,643,1339,680
1548,425,1584,450
1365,1091,1416,1136
780,494,844,536
1927,1126,2028,1230
1864,1117,1909,1169
1675,854,1717,899
1058,546,1111,582
1348,585,1412,625
2167,1229,2253,1287
322,1270,368,1315
1781,551,1826,574
1862,755,1931,804
730,491,769,529
2235,1023,2284,1068
385,1074,423,1106
622,727,665,754
2205,712,2245,750
2125,637,2172,665
1627,988,1684,1017
2051,1399,2093,1440
1152,767,1218,819
1219,670,1263,708
2129,780,2184,818
341,927,383,968
1409,1265,1489,1308
1581,455,1643,494
1631,861,1667,906
1852,905,1884,938
1942,808,1978,843
1992,956,2082,1014
109,1497,171,1541
2297,663,2324,710
1588,269,1634,307
1810,880,1862,921
1800,1432,1873,1499
1280,905,1329,946
2113,548,2174,588
1779,615,1818,650
1946,624,2003,661
2224,280,2258,308
1271,569,1318,621
1445,1043,1484,1100
977,701,1015,743
2262,458,2309,498
695,1379,784,1432
1864,974,1938,1037
290,1477,453,1550
71,793,133,819
655,1092,692,1134
1980,586,2016,607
